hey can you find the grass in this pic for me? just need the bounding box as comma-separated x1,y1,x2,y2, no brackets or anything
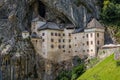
77,54,120,80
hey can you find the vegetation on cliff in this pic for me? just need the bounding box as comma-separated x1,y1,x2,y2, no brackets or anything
56,57,85,80
78,54,120,80
101,0,120,26
100,0,120,43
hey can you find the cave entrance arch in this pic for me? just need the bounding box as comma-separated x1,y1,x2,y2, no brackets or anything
38,1,46,18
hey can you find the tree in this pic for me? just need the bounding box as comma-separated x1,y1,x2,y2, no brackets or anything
71,64,85,80
101,0,120,26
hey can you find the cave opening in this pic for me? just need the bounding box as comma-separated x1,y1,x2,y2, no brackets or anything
38,1,46,18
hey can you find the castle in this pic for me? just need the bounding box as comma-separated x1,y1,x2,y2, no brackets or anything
27,18,105,62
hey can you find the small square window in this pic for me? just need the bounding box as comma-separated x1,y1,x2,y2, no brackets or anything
83,43,85,46
83,50,85,52
63,50,65,52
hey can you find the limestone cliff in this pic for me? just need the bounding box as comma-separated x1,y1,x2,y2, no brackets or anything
0,0,102,80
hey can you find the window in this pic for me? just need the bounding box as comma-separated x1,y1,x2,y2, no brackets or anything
97,33,99,37
87,49,89,52
83,43,85,46
58,45,61,49
51,33,53,36
58,33,61,36
75,51,77,52
75,44,77,46
43,52,45,55
69,39,71,42
69,33,71,36
75,37,77,39
83,36,85,38
86,34,88,38
97,41,100,45
69,45,71,48
36,40,37,43
58,39,61,43
51,39,54,42
91,41,93,45
63,33,65,36
87,41,89,45
42,33,45,36
91,33,93,37
51,45,54,48
68,51,71,53
63,45,65,48
83,50,85,52
63,50,65,52
55,33,57,36
63,39,65,42
42,39,45,42
91,49,93,52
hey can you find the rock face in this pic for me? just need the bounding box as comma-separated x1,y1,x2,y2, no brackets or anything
0,0,102,80
40,0,102,28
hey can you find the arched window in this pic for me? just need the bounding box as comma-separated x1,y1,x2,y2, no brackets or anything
51,39,54,42
42,33,45,36
87,41,89,45
63,45,65,48
58,45,61,49
97,33,99,37
51,33,53,36
58,39,61,43
69,45,71,48
58,33,61,36
97,41,100,45
55,33,57,36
